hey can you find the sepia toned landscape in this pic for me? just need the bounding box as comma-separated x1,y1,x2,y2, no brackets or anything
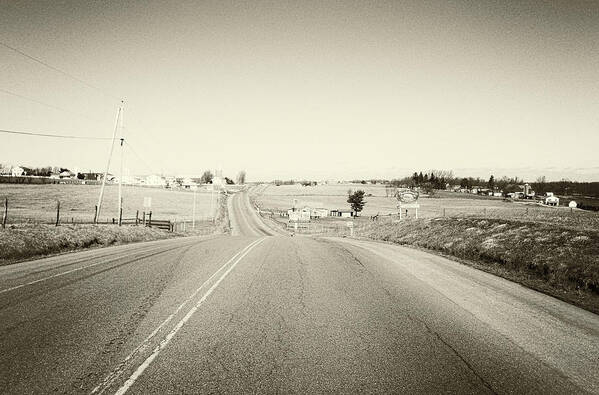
1,1,598,394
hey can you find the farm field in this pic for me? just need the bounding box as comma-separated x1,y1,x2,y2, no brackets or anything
254,183,599,231
0,184,218,224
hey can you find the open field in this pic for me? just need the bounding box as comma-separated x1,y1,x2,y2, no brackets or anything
0,189,231,265
255,184,599,231
0,184,218,224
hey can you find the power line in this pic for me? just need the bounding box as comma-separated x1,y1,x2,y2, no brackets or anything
0,40,122,102
124,140,162,175
0,128,113,140
0,88,107,124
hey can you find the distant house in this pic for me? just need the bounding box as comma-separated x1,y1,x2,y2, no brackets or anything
330,209,354,218
288,207,311,222
11,166,25,177
545,192,559,206
0,165,11,175
310,208,329,218
182,177,198,190
145,174,166,186
81,172,102,181
59,170,75,179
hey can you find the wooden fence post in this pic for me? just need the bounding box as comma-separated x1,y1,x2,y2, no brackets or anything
148,211,152,226
142,211,146,226
93,205,98,224
118,205,123,226
135,210,139,225
55,200,60,226
2,198,7,229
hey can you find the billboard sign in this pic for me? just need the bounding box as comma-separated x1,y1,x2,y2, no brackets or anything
397,189,419,203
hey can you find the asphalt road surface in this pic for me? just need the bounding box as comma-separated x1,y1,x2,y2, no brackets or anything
1,190,598,394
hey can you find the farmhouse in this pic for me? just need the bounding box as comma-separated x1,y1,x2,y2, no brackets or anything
288,207,311,222
545,192,559,206
182,178,198,190
310,208,329,218
11,166,25,177
330,209,354,218
59,170,75,179
145,174,166,186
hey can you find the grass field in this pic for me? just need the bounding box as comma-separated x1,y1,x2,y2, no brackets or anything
255,184,599,231
0,186,231,265
0,184,218,224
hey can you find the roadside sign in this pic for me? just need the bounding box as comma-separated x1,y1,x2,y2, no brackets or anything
143,197,152,208
569,201,577,208
398,202,420,209
397,190,419,203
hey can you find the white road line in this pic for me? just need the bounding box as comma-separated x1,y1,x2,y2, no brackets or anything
91,238,263,395
98,237,265,395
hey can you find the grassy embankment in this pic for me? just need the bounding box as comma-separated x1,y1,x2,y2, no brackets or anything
0,224,175,266
357,217,599,314
0,190,231,266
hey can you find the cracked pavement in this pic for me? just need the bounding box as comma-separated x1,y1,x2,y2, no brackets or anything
0,191,597,393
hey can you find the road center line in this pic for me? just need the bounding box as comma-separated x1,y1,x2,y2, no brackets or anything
93,237,265,395
91,238,262,394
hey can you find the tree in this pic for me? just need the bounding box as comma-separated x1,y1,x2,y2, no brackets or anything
200,170,213,184
347,190,366,216
236,170,246,185
488,175,495,190
412,172,419,185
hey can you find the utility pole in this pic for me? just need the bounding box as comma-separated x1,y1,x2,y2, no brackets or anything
192,187,197,229
118,103,125,226
211,183,215,223
95,102,123,224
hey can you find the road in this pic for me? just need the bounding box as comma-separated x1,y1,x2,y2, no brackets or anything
1,189,598,394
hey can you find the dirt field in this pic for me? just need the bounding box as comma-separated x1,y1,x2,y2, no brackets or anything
0,184,219,224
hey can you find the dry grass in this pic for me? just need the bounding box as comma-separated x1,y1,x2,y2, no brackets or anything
0,223,176,265
0,184,218,224
0,191,231,266
357,217,599,314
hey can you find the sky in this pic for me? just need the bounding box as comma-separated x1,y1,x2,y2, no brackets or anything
1,0,598,181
